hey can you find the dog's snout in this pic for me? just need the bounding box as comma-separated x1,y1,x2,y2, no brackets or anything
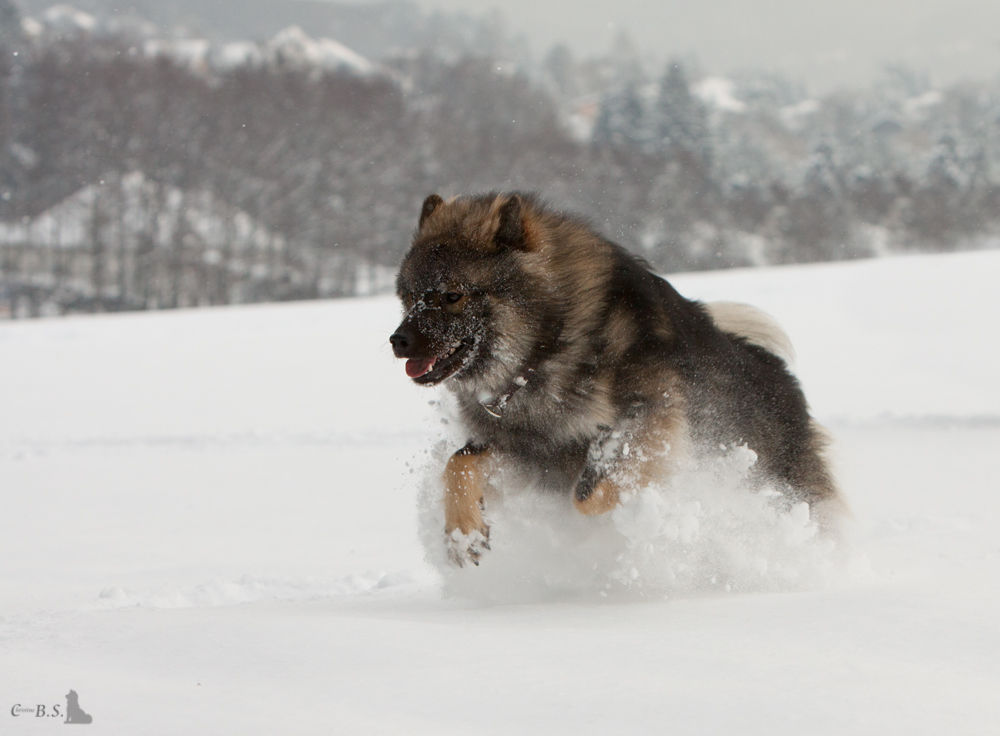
390,327,415,357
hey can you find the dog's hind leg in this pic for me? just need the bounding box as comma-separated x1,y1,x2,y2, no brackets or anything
573,462,622,515
798,420,852,535
443,442,493,566
573,398,691,516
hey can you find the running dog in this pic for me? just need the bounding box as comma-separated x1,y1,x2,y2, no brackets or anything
391,193,844,566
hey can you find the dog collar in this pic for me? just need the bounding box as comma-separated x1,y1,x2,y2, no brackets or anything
480,316,562,419
481,368,535,418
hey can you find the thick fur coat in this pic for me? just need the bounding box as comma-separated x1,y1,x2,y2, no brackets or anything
391,192,843,566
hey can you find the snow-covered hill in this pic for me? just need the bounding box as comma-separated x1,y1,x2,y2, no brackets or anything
22,6,376,77
2,251,998,734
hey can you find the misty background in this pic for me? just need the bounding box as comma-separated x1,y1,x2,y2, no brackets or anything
365,0,1000,93
19,0,1000,92
1,0,998,316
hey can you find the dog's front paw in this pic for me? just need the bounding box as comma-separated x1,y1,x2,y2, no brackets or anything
445,526,490,568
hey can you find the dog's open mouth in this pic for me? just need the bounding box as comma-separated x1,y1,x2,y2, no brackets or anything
406,338,474,385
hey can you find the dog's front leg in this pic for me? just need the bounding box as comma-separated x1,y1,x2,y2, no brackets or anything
443,442,492,567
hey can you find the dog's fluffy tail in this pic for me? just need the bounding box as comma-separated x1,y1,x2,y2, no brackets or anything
705,301,796,367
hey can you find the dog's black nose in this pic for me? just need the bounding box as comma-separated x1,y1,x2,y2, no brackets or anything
390,328,414,357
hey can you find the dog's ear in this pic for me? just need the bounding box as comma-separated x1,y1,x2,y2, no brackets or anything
419,194,444,228
495,194,527,250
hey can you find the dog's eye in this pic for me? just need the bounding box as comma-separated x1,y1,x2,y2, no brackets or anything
444,292,464,305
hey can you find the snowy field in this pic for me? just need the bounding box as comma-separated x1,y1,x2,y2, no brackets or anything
2,250,999,734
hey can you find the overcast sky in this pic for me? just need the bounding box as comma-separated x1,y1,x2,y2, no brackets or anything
327,0,1000,92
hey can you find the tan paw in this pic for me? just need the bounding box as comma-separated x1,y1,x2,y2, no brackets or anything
445,526,491,567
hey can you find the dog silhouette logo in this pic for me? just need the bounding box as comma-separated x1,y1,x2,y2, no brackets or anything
64,691,92,724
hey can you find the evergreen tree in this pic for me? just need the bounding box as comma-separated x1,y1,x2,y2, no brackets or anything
0,0,22,214
542,44,578,103
592,81,647,149
608,31,643,87
0,0,19,48
655,60,709,161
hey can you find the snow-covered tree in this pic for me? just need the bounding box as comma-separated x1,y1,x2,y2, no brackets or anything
592,81,648,150
654,61,709,162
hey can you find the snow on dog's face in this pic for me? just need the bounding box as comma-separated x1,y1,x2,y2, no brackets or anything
391,193,544,390
390,279,484,386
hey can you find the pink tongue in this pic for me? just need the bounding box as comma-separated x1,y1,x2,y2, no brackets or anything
405,358,436,378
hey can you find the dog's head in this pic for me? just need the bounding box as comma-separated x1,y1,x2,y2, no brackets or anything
391,192,545,389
